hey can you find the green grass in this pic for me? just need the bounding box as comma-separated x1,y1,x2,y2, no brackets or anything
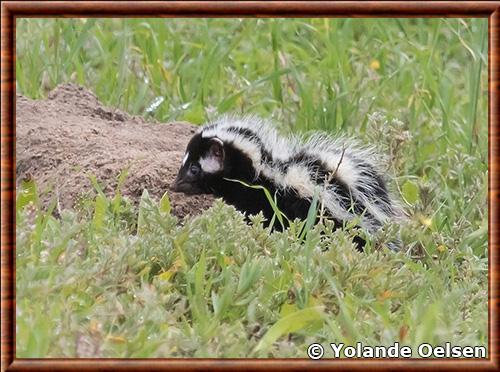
16,191,487,358
15,18,488,358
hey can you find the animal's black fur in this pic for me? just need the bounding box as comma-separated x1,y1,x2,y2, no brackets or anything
174,133,314,226
172,115,403,250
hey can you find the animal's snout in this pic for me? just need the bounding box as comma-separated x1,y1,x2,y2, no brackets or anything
170,177,181,192
170,174,190,193
170,177,204,195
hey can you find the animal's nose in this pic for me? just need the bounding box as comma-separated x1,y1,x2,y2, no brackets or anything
170,178,180,191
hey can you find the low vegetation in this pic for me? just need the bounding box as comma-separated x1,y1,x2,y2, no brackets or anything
16,186,488,357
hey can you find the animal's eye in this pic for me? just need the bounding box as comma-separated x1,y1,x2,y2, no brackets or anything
189,164,200,176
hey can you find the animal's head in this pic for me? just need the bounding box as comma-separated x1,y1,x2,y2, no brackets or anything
171,133,225,195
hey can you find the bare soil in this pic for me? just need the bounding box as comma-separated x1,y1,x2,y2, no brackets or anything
16,83,214,218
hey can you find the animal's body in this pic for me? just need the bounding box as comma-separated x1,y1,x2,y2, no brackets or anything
172,115,402,248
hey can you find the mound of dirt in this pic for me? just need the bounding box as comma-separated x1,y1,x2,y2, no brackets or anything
16,83,214,218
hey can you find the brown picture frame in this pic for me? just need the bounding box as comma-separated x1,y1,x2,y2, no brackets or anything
1,1,498,371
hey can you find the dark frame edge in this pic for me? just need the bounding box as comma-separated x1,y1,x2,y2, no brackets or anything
5,358,500,372
3,1,500,18
1,2,15,372
489,7,500,371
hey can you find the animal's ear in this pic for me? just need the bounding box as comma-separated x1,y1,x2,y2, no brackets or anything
200,137,225,173
208,137,224,161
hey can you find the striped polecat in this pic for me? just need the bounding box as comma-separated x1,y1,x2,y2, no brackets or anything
171,115,403,249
